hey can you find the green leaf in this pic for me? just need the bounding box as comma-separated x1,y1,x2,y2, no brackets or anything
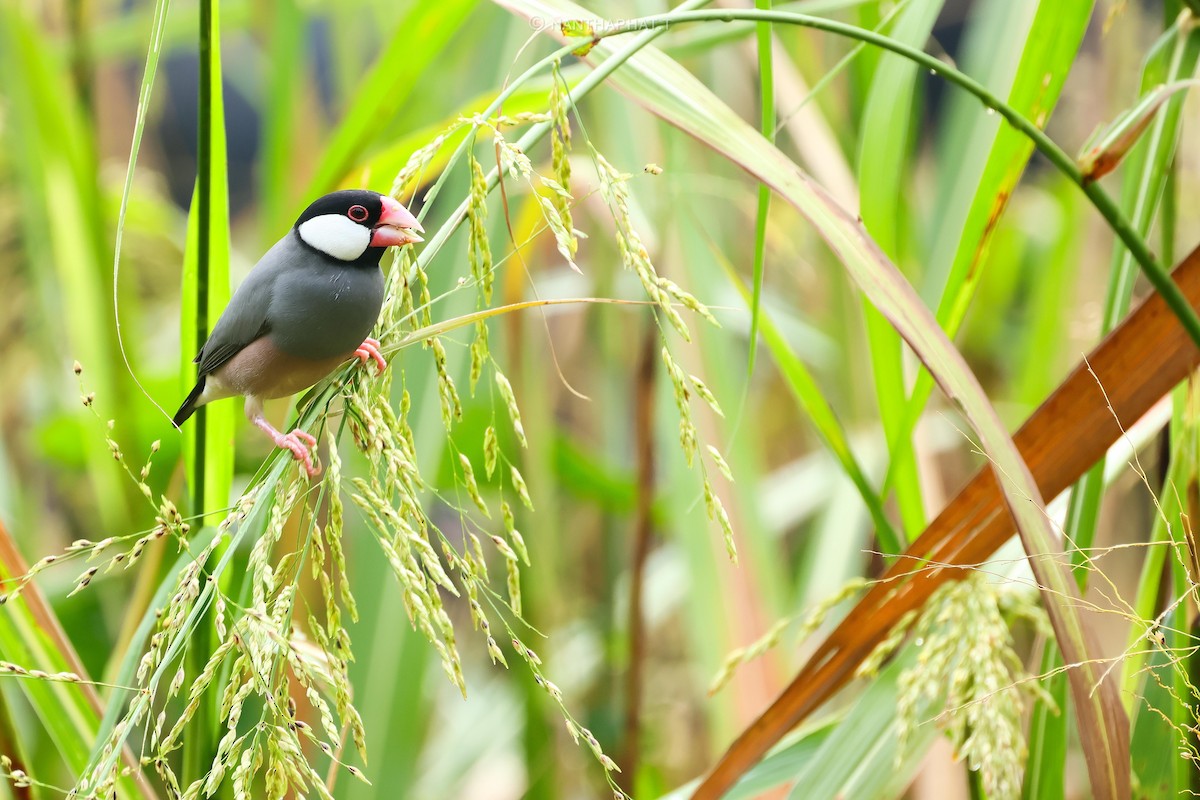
783,648,936,800
888,0,1095,499
656,649,934,800
856,0,943,540
1128,641,1182,797
259,0,307,237
706,243,900,554
1022,643,1067,800
747,0,776,379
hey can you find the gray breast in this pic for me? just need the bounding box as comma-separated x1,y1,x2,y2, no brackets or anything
268,264,385,360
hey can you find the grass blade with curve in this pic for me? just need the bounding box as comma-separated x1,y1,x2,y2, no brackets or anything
709,245,900,553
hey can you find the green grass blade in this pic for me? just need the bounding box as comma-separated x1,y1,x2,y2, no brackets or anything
886,0,1093,497
856,0,942,540
662,649,929,800
110,0,174,430
82,462,285,785
656,722,836,800
1131,642,1185,796
784,648,935,799
709,247,901,554
1121,386,1194,695
259,0,306,237
720,721,836,800
305,0,481,198
747,0,775,378
0,593,131,794
922,0,1031,224
1022,642,1068,800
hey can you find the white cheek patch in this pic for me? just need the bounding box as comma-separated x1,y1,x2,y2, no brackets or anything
297,214,371,261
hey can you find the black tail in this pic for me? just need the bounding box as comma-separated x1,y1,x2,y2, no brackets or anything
173,377,207,428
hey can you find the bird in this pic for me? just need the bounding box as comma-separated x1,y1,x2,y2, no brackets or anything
173,189,424,477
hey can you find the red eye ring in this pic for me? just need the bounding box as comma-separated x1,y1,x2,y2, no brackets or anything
347,204,369,223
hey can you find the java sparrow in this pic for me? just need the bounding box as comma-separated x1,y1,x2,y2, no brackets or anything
173,189,423,476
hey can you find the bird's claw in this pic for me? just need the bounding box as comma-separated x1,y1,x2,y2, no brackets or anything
275,429,321,477
354,337,387,374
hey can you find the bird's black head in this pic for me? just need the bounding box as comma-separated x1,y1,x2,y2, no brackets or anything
294,189,423,264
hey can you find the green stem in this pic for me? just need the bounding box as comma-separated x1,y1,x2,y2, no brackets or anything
584,8,1200,350
184,0,213,787
748,0,774,378
968,750,987,800
192,0,212,521
66,0,93,118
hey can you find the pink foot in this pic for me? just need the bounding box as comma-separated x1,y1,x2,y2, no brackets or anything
354,337,387,374
276,430,320,477
254,417,320,477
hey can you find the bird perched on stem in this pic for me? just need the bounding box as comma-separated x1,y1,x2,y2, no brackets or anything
174,189,423,476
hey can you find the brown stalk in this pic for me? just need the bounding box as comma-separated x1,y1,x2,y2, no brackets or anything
622,323,658,779
693,244,1200,798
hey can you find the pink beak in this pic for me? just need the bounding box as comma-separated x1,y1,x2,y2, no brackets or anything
370,195,424,247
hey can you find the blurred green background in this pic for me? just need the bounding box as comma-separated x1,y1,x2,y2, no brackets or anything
1,0,1199,797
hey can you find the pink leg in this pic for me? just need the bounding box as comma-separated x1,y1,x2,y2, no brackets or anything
252,416,320,477
354,337,387,374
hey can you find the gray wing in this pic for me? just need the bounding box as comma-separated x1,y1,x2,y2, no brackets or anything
194,236,296,376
